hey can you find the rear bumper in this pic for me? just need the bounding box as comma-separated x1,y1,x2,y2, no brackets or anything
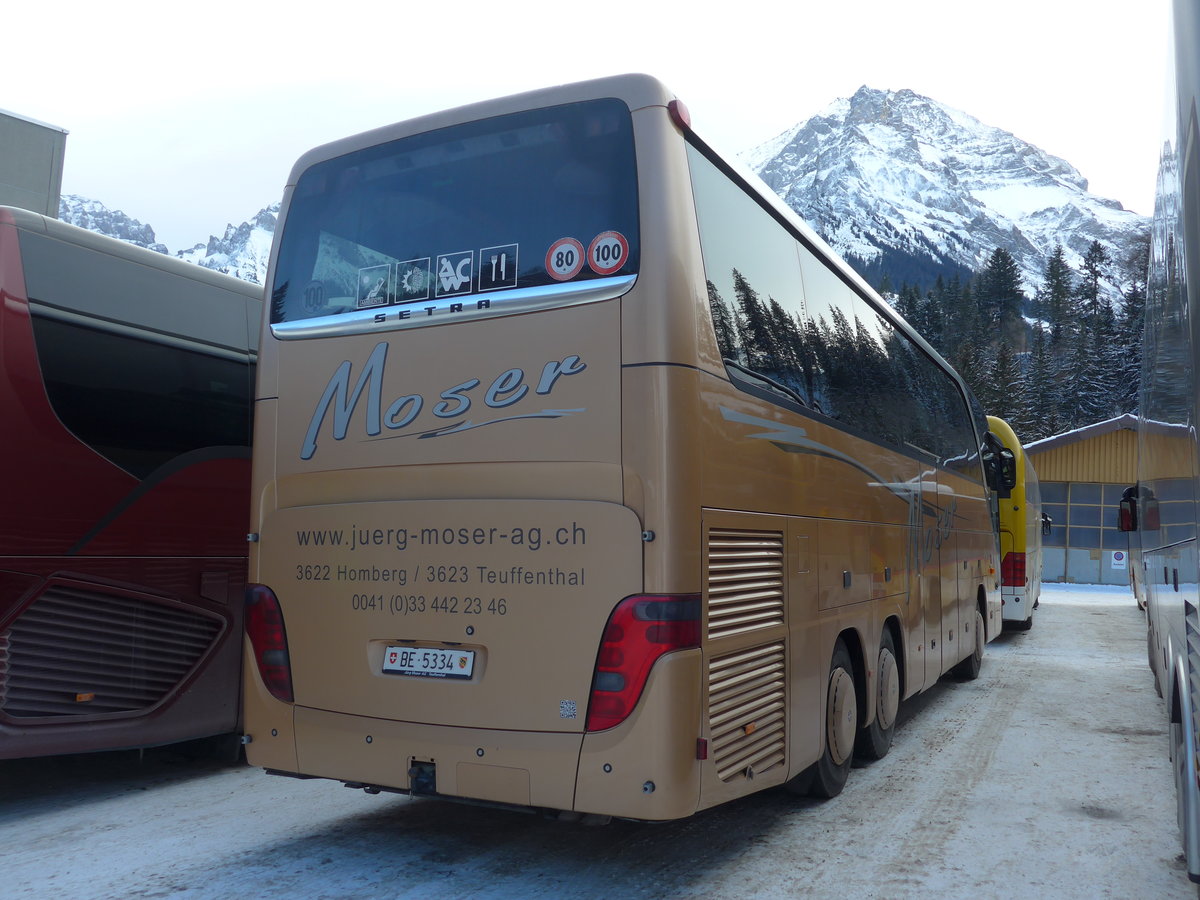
1000,586,1031,621
285,705,585,809
244,649,705,819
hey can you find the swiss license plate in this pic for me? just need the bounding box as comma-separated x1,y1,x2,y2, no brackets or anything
383,646,475,679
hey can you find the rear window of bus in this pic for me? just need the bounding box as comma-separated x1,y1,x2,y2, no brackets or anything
270,98,639,331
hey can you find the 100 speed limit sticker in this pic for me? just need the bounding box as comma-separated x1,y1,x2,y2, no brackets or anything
545,231,629,280
587,231,628,275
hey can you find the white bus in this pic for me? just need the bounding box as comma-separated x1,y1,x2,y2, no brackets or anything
1120,0,1200,884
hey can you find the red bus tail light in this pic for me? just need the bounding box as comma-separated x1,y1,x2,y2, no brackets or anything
1000,551,1026,587
585,594,700,732
245,584,294,703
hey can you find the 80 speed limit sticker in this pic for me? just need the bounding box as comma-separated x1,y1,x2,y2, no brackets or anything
587,231,629,275
545,237,585,281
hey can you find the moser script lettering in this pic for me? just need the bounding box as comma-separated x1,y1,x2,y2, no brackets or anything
301,341,587,459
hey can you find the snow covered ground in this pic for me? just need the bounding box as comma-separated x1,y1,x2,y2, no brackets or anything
1,584,1191,899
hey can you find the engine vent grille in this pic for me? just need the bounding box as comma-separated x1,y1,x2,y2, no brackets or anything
0,585,222,719
707,528,785,640
709,642,786,782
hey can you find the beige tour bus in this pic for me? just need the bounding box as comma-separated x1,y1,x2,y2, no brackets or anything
243,74,1003,821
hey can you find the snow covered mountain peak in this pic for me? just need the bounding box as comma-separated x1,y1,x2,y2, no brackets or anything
744,86,1145,293
58,195,169,254
175,204,279,285
55,196,277,285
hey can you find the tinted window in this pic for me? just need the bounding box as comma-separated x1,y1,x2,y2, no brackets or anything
687,141,979,477
30,317,251,479
272,99,639,331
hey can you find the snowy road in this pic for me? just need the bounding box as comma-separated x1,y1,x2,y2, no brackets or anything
1,585,1191,899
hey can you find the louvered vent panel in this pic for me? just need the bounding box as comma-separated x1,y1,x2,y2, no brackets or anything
709,642,786,782
0,586,221,718
707,528,785,641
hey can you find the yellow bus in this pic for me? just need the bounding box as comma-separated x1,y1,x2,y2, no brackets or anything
986,416,1045,631
242,74,1003,820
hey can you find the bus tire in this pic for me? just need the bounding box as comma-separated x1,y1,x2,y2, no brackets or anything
855,629,898,762
783,765,814,796
808,638,857,798
953,608,985,680
1013,614,1033,632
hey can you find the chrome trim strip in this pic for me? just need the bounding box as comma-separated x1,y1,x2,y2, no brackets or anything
27,300,256,363
269,274,637,340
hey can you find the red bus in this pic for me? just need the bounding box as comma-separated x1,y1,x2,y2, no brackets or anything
0,205,260,758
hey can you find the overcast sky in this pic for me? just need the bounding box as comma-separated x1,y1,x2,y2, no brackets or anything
8,0,1170,252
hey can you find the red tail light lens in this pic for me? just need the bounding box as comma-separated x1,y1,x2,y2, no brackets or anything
585,594,700,732
245,584,293,703
1000,551,1026,587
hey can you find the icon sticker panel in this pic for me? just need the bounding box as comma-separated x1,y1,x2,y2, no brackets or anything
356,264,393,308
396,258,432,303
435,251,475,298
478,244,519,292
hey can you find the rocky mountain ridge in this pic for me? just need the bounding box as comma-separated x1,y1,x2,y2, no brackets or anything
744,86,1148,294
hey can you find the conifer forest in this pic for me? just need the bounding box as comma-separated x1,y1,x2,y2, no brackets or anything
888,238,1150,443
706,236,1149,449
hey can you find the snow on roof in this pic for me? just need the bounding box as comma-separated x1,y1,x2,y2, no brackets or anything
1024,413,1138,454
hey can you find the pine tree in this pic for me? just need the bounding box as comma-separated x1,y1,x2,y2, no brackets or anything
1039,245,1074,348
978,248,1027,347
944,280,979,358
731,269,775,371
1022,323,1059,440
706,280,739,362
918,286,944,349
1089,299,1123,418
951,334,988,412
1059,326,1109,428
987,340,1023,422
1114,233,1150,414
894,283,921,328
1077,240,1112,321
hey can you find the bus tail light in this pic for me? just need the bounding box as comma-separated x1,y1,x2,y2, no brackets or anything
245,584,294,703
585,594,700,732
1001,552,1026,588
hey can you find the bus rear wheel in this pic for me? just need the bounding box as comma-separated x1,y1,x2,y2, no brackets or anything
855,629,899,762
808,638,857,798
